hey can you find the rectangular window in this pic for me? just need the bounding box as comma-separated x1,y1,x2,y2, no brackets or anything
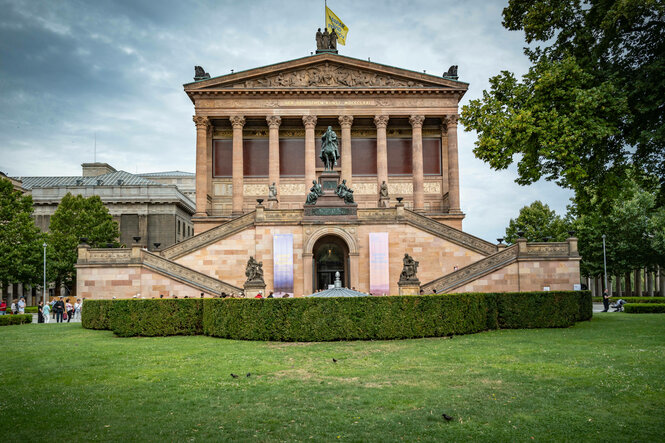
243,139,269,177
213,140,232,177
387,138,412,175
351,138,377,176
423,138,442,175
279,138,305,177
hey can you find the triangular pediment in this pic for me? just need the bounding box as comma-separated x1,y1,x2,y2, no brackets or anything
185,53,466,91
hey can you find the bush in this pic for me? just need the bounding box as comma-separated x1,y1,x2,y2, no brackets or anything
109,299,204,337
0,314,32,326
204,293,496,341
592,296,665,303
624,303,665,313
83,291,591,341
496,291,581,329
81,300,114,330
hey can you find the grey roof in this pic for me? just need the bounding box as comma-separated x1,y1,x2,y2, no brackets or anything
16,170,161,190
305,274,370,298
138,171,195,177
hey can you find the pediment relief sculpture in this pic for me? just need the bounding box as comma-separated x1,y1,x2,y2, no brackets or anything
228,64,430,89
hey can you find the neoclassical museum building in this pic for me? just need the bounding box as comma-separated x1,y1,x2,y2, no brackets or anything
76,40,581,298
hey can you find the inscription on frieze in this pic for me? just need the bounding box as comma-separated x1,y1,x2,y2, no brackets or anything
304,207,357,217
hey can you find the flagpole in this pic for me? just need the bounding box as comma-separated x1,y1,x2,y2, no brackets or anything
324,0,327,29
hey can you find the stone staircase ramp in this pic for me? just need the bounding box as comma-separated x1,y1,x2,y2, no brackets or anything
403,210,497,256
142,250,241,295
161,211,256,260
421,244,519,293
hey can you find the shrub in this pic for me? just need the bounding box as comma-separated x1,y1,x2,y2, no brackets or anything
0,314,32,326
592,296,665,303
624,303,665,313
496,291,580,329
81,300,114,330
109,299,204,337
576,291,593,321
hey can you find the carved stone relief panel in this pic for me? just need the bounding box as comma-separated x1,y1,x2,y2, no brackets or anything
353,183,377,195
388,182,413,195
279,183,307,195
243,184,269,196
424,182,441,194
214,183,233,196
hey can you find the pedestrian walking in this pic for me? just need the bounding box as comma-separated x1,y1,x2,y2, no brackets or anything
37,301,44,323
43,302,50,323
18,297,26,314
65,299,74,323
0,299,6,315
602,289,610,312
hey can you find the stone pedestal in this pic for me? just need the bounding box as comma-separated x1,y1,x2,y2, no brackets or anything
398,281,421,296
379,196,390,208
303,170,357,220
243,281,266,298
266,197,278,209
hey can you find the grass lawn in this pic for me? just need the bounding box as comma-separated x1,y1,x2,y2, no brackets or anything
1,314,664,442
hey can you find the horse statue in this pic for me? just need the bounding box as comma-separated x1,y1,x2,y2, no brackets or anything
320,126,340,171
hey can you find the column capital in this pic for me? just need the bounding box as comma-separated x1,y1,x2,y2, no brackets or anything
444,114,459,128
338,115,354,128
440,123,448,135
409,115,425,128
193,115,211,130
266,115,282,129
302,115,317,128
374,115,389,129
230,115,246,129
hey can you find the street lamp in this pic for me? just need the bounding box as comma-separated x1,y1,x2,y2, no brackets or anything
42,242,47,304
602,234,608,293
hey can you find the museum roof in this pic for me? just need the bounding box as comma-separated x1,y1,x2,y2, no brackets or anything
184,52,469,88
138,171,195,177
16,170,161,189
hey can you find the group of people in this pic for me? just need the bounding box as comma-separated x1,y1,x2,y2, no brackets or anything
0,297,27,315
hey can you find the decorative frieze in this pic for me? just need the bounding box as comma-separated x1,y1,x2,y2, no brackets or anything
353,183,377,195
424,182,441,194
243,184,269,197
388,182,413,195
279,183,307,195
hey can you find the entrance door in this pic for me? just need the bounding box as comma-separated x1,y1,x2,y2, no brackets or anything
312,235,349,291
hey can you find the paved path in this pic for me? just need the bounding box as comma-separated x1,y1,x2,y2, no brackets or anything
30,313,81,323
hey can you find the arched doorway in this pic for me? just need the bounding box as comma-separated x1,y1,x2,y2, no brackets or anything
312,235,349,291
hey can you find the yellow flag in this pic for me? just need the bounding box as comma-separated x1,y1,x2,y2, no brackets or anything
325,6,348,45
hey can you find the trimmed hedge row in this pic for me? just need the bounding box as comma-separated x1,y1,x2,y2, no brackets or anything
0,314,33,326
624,303,665,314
82,291,592,341
592,296,665,303
109,299,204,337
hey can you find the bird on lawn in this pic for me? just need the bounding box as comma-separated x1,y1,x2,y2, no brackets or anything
442,413,454,421
230,373,239,378
246,373,251,377
332,358,337,363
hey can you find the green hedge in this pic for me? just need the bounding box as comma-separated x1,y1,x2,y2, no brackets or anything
0,314,33,326
592,296,665,303
624,303,665,313
81,300,114,330
82,290,592,340
109,299,204,337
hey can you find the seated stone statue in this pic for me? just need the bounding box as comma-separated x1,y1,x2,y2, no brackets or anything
335,179,355,204
245,256,264,284
399,253,419,283
305,180,323,205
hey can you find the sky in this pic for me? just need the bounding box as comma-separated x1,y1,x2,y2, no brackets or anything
0,0,574,241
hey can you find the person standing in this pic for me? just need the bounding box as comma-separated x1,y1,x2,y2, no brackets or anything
53,297,65,323
37,301,44,323
43,302,50,323
74,299,82,320
65,299,74,323
18,297,26,314
602,289,610,312
0,299,6,315
11,300,17,315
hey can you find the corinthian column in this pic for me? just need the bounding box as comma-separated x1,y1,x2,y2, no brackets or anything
374,115,389,192
193,115,211,216
230,115,246,215
267,115,281,193
410,115,425,211
338,115,354,186
303,115,317,186
445,114,460,212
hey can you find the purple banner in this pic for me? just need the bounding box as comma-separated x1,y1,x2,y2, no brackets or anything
273,234,294,296
369,232,390,296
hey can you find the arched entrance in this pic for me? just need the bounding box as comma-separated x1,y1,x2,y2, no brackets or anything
312,235,349,291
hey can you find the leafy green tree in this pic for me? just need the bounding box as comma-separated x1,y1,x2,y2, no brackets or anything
47,193,119,291
461,0,665,204
504,200,571,244
0,178,44,295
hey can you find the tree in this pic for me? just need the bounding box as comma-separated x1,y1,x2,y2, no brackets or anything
47,193,120,292
461,0,665,205
504,200,571,244
0,178,44,296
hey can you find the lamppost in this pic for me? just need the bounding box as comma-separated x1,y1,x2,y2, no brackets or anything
602,234,608,293
42,242,47,304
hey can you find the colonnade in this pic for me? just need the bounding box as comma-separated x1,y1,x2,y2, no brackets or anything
194,114,461,216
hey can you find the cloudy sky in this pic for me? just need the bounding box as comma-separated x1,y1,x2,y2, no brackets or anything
0,0,573,240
